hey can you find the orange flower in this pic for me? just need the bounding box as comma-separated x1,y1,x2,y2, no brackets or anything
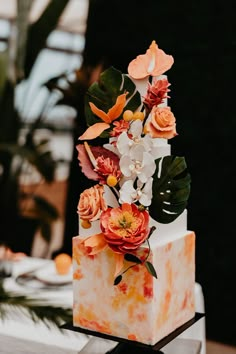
79,93,127,140
78,184,107,221
128,41,174,79
100,203,150,254
110,120,130,137
146,106,177,139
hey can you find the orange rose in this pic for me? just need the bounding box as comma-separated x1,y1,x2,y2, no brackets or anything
78,184,107,221
147,106,177,139
100,203,150,254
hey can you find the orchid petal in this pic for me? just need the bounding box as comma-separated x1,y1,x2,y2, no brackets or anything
120,155,133,177
79,123,110,140
129,119,143,137
119,180,136,204
117,132,132,155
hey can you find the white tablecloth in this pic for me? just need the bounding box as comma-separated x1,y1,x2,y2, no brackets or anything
0,257,206,354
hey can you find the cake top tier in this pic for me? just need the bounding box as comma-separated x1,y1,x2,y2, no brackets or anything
76,40,191,284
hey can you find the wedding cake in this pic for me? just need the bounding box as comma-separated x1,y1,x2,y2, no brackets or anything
72,41,195,345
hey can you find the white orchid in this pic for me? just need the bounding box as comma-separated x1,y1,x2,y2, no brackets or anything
119,178,153,206
119,143,156,183
116,120,143,155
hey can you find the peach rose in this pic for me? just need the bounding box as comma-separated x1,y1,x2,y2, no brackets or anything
147,106,177,139
78,184,107,221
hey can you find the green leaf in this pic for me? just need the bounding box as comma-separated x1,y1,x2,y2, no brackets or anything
0,143,56,182
144,261,158,278
0,280,72,327
84,67,141,131
124,253,142,264
114,275,122,285
24,0,70,78
149,156,191,223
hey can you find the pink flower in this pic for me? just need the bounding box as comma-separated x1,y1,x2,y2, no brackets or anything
143,79,170,111
78,184,107,221
77,144,121,183
146,106,177,139
100,203,150,254
94,156,122,184
110,120,130,137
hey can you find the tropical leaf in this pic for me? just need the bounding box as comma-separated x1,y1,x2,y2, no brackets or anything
15,0,32,81
24,0,70,78
84,66,141,134
0,143,55,183
0,281,72,327
0,81,20,143
19,193,59,242
149,156,191,223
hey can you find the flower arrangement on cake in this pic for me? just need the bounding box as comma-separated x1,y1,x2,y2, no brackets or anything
75,41,190,284
72,41,195,345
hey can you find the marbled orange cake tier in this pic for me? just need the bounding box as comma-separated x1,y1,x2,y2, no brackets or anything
72,230,195,345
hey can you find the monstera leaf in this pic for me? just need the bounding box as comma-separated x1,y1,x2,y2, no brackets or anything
84,66,141,135
149,156,191,224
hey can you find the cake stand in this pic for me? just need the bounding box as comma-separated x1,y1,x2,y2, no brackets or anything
61,312,204,353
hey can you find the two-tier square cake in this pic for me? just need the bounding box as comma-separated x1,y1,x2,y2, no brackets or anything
72,40,195,345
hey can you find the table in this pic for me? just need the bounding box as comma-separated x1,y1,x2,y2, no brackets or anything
0,334,201,354
0,257,206,354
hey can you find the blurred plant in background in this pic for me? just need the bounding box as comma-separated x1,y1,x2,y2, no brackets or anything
0,0,72,251
0,0,76,327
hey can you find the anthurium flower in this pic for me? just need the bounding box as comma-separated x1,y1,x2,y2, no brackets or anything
78,184,107,221
100,203,150,254
128,40,174,79
119,178,153,206
79,93,127,140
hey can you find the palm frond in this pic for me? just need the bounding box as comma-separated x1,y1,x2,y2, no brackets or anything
0,280,72,329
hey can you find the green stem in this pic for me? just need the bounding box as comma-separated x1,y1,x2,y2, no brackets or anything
120,226,156,276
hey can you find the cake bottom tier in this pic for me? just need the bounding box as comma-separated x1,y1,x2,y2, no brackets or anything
72,231,195,345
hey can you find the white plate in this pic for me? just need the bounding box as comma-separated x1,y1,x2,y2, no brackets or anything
35,263,73,285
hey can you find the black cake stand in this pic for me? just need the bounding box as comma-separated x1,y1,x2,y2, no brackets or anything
61,312,205,353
